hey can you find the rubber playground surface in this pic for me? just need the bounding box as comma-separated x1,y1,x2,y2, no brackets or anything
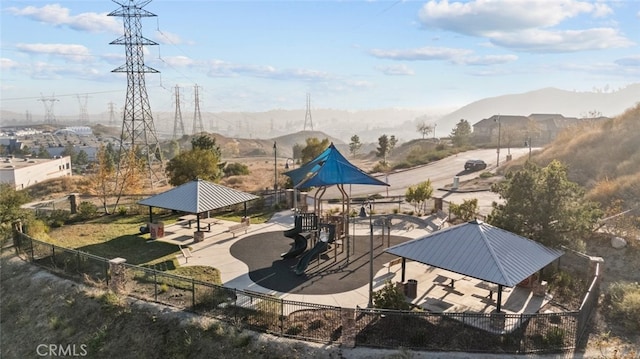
230,230,411,295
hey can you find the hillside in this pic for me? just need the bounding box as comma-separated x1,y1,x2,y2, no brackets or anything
437,84,640,136
504,103,640,209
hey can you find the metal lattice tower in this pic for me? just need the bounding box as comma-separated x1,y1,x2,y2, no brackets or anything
108,102,117,126
77,94,90,125
173,85,185,139
38,94,59,125
192,84,204,135
303,92,314,131
108,0,166,188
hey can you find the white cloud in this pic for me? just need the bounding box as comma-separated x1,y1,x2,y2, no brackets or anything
491,28,634,53
155,30,184,46
375,64,415,76
205,60,332,81
615,55,640,67
459,54,518,65
369,46,472,61
8,4,121,33
15,43,92,62
162,56,195,67
0,58,20,70
417,0,628,53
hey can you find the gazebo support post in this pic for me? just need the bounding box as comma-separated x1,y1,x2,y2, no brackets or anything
244,202,247,218
401,258,406,283
148,207,153,223
496,284,503,312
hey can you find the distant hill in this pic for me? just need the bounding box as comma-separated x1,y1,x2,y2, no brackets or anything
436,84,640,136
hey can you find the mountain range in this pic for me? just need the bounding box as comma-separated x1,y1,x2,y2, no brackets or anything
2,84,638,145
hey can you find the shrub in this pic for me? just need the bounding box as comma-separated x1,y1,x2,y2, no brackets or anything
77,201,99,221
224,162,250,177
450,198,478,222
373,280,410,310
608,281,640,331
48,209,70,228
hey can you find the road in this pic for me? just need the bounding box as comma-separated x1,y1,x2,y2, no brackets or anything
321,147,535,216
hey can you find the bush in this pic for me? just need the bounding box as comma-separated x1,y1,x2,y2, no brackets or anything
373,280,410,310
224,162,250,177
77,201,99,221
608,281,640,331
48,209,70,228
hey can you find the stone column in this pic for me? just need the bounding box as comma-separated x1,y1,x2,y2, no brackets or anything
109,257,127,293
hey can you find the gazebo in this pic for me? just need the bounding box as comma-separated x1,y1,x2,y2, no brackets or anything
385,219,564,312
138,179,259,230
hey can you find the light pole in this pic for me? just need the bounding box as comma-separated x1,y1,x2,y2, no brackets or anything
273,141,278,206
284,158,296,211
494,115,501,167
359,202,374,308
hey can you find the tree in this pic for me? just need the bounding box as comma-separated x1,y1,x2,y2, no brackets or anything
301,137,329,164
487,160,602,249
112,148,146,212
292,143,304,162
165,148,222,186
191,134,221,156
416,121,433,139
349,135,362,157
61,143,77,163
376,134,390,166
0,183,31,230
405,180,433,215
36,145,51,159
372,280,410,310
75,150,89,166
450,198,479,222
450,119,472,147
87,144,116,214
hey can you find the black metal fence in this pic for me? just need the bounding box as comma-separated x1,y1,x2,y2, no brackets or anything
11,232,598,354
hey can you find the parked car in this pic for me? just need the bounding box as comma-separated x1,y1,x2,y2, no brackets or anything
464,159,487,171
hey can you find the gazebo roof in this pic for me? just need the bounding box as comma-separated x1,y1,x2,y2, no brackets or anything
138,179,259,214
284,143,388,188
385,220,564,287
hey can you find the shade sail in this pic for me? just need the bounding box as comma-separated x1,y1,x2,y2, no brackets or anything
385,220,564,287
284,143,389,188
138,179,259,214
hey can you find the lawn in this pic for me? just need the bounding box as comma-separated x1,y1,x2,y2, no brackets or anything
44,212,224,283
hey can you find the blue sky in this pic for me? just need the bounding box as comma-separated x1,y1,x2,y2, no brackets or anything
1,0,639,119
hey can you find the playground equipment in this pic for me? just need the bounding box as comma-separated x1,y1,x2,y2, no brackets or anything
294,223,336,275
281,213,318,259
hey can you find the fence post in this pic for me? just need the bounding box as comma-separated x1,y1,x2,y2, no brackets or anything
108,257,127,293
341,308,357,348
192,278,195,310
154,269,158,302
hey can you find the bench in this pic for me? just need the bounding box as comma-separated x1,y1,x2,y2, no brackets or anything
384,258,403,273
179,245,193,263
228,222,250,237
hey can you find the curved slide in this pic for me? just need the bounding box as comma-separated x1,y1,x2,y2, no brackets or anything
294,241,328,275
281,216,308,259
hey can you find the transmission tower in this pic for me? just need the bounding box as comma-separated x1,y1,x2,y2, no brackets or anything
173,85,185,139
107,102,117,126
77,94,90,125
192,84,204,135
38,94,59,125
303,93,314,131
108,0,166,188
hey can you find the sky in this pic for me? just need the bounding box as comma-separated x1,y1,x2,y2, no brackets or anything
1,0,639,120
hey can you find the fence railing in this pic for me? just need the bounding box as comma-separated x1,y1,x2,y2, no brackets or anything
11,232,598,354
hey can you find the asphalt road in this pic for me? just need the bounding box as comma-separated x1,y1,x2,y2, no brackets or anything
321,147,535,216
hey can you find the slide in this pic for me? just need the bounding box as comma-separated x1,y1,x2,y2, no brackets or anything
281,216,307,259
294,241,328,275
294,225,335,275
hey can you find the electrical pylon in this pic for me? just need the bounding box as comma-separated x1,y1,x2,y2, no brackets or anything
108,0,166,189
303,93,314,131
192,84,204,135
173,85,185,140
38,94,59,125
108,102,117,126
77,94,90,125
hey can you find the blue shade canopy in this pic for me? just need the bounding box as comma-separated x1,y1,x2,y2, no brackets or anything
284,143,389,188
385,220,564,287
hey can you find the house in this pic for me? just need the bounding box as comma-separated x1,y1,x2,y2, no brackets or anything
0,156,72,190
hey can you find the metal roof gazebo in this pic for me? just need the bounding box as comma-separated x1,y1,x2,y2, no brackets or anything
385,219,564,312
138,179,259,229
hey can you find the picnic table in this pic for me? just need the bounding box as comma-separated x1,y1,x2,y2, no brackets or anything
179,215,221,231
